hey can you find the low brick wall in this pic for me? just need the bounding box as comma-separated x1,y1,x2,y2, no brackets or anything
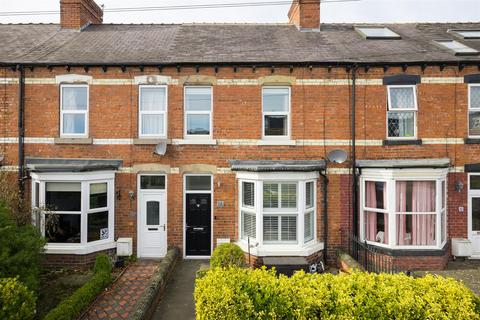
41,248,116,270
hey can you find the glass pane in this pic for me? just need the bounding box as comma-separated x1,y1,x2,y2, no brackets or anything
471,176,480,190
263,183,279,208
442,181,446,209
146,201,160,225
388,111,415,138
471,86,480,109
396,181,436,213
88,211,109,242
263,216,279,241
264,115,287,136
389,87,415,109
396,214,436,246
141,114,165,136
185,87,212,111
186,114,210,135
263,88,289,112
457,30,480,38
45,213,81,243
90,183,107,209
63,114,86,135
140,87,166,111
141,176,165,190
186,176,211,191
242,182,255,207
472,198,480,231
281,183,297,208
62,86,87,110
364,211,387,244
304,211,314,242
46,182,81,212
441,209,446,243
469,111,480,136
357,27,400,38
436,40,478,54
242,211,256,239
365,181,385,209
281,216,297,241
34,182,40,207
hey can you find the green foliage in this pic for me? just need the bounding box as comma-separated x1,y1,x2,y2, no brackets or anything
195,268,480,320
210,243,245,269
0,204,45,291
0,277,36,320
43,254,113,320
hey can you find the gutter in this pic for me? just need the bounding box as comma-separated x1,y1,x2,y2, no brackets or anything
18,65,25,198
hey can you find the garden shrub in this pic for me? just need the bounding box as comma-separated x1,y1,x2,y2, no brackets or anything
0,204,45,291
195,267,480,320
0,277,36,320
210,243,245,269
43,254,113,320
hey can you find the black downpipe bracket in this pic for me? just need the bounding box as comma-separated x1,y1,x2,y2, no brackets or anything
18,65,25,198
351,67,358,237
320,168,328,266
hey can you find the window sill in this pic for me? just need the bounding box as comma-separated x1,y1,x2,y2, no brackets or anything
465,138,480,144
364,241,448,257
258,140,296,146
44,240,116,255
133,138,170,145
236,240,324,257
174,139,217,145
54,137,93,145
383,139,422,146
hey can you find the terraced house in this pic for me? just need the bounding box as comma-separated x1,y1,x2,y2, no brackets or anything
1,0,480,271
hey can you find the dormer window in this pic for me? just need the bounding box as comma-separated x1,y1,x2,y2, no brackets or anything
448,29,480,40
434,39,479,56
355,27,401,40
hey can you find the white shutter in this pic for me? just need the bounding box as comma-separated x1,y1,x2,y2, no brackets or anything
280,216,297,241
304,211,314,242
263,183,279,208
281,183,297,208
305,181,314,208
242,182,255,207
263,216,279,241
241,211,256,240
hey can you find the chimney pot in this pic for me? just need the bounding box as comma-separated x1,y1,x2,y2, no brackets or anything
288,0,321,30
60,0,103,30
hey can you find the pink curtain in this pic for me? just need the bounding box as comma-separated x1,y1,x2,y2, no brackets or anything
412,182,436,245
396,182,408,245
365,182,377,242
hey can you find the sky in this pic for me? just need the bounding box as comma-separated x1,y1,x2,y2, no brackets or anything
0,0,479,24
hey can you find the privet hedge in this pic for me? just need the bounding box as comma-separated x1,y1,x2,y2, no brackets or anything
0,277,36,320
210,243,245,269
195,267,480,320
43,254,112,320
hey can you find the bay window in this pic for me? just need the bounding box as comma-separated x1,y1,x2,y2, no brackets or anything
31,171,115,254
360,169,447,249
387,85,417,139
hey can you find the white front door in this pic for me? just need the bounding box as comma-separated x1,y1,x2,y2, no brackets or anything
138,192,167,258
468,174,480,258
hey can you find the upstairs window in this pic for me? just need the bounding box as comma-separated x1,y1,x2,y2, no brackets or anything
262,87,290,139
184,87,212,138
434,40,479,56
355,27,401,40
469,84,480,137
60,85,88,137
387,85,417,139
139,85,167,138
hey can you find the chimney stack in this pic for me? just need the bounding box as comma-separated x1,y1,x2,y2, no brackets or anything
288,0,321,30
60,0,103,30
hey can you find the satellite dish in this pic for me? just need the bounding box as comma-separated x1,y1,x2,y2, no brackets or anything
327,149,348,164
154,142,167,156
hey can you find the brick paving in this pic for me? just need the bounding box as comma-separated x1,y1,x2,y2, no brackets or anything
81,260,160,320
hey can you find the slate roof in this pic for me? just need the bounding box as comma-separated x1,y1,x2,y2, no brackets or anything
1,23,480,65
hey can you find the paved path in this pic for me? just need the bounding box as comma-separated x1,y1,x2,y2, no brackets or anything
82,260,160,320
153,259,206,320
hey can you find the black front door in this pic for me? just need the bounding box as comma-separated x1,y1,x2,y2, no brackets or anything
185,193,211,256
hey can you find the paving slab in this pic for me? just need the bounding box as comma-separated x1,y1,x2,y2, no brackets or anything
153,259,206,320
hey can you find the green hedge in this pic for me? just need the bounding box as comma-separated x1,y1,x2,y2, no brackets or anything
0,277,36,320
43,254,112,320
195,267,480,320
210,243,245,269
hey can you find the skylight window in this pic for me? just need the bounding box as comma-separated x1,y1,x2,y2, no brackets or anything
355,27,401,40
449,29,480,40
434,39,479,56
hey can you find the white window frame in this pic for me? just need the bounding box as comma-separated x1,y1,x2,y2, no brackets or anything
184,86,213,140
236,171,322,257
386,85,418,140
60,84,89,138
138,85,168,138
262,86,291,140
468,84,480,138
31,171,115,255
360,168,448,250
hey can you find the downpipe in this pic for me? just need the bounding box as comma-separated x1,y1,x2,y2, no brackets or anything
17,65,25,198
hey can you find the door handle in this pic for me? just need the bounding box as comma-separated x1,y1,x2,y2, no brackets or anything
160,224,166,231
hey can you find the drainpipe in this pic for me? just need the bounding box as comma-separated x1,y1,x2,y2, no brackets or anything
319,167,328,266
351,66,358,237
18,65,25,198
